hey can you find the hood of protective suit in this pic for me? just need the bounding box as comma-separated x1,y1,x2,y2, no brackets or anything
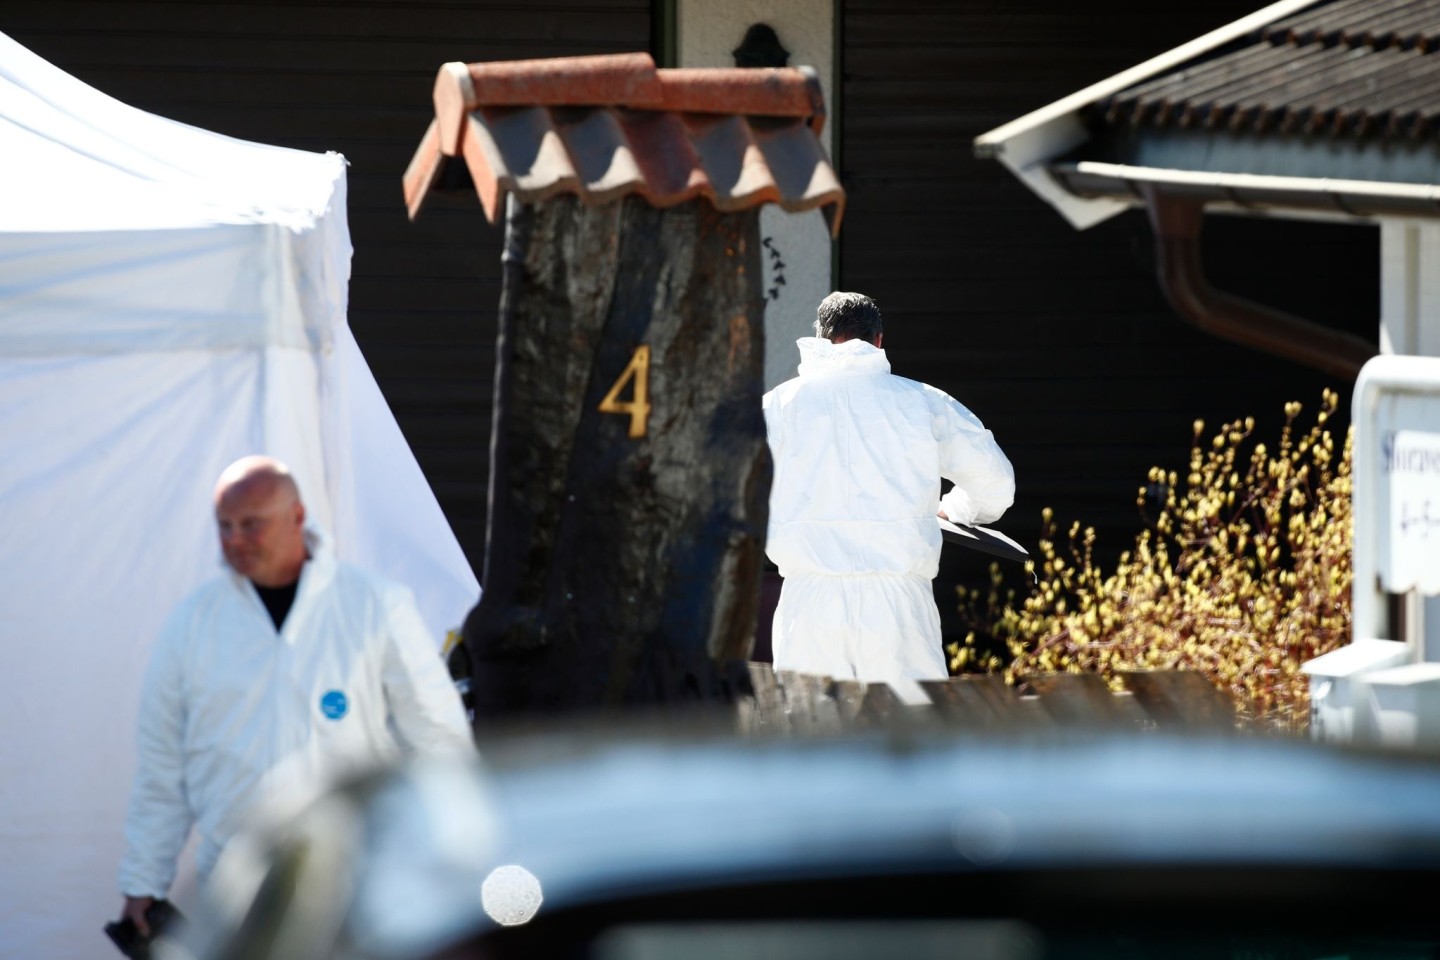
796,336,890,378
762,337,1014,579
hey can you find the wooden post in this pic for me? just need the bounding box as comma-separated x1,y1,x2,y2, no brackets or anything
1023,673,1140,728
777,670,842,734
463,194,770,718
1119,670,1236,730
739,662,784,735
921,676,1019,730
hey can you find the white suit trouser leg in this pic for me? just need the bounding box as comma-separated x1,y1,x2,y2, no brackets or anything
770,572,947,705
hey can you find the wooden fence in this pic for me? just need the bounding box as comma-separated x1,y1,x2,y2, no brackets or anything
737,664,1236,736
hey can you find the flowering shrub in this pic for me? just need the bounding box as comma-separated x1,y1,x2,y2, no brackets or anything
951,391,1352,731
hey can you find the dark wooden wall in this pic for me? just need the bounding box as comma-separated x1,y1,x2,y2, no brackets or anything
838,1,1379,638
1,0,652,576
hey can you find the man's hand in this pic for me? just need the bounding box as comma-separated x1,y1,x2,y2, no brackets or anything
121,895,155,937
937,508,950,520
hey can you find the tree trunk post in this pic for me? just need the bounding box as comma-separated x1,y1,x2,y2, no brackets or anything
463,193,770,718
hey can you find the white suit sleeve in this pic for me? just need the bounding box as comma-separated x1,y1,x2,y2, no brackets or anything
762,388,785,550
117,611,194,898
381,585,475,754
928,388,1015,525
762,387,783,460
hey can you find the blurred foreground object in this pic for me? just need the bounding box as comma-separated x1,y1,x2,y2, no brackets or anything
188,723,1440,960
403,53,843,718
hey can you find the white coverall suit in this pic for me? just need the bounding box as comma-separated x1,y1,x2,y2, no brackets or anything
762,337,1015,704
118,529,473,898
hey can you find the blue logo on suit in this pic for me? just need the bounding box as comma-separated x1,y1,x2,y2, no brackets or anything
320,690,348,720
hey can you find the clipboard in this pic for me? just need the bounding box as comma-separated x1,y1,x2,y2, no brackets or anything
939,517,1030,564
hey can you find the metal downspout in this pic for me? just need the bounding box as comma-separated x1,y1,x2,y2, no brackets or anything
1141,185,1376,380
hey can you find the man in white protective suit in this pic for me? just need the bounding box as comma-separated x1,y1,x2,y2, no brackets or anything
763,292,1015,704
116,456,474,937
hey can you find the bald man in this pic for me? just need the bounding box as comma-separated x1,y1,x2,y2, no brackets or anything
117,457,472,936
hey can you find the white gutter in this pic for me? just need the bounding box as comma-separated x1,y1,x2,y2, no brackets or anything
972,0,1325,230
1054,161,1440,222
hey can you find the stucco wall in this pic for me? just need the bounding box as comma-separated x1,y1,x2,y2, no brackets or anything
1381,221,1440,357
678,0,835,390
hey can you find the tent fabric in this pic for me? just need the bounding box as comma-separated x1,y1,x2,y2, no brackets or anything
0,32,480,960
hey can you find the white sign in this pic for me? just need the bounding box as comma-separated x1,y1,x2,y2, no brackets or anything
1381,430,1440,594
1352,358,1440,645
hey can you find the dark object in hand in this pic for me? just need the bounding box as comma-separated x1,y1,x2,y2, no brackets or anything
104,900,184,958
939,518,1029,563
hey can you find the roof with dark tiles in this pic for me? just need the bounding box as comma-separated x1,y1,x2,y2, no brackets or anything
403,51,843,234
1097,0,1440,141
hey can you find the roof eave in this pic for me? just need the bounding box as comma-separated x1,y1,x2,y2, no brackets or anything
972,0,1324,230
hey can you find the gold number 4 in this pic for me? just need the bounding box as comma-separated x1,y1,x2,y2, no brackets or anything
597,344,651,439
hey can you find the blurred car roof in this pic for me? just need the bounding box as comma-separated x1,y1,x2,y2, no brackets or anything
189,719,1440,960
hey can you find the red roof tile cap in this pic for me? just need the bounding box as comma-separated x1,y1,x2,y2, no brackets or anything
435,54,661,154
433,52,826,155
658,67,825,130
411,52,842,234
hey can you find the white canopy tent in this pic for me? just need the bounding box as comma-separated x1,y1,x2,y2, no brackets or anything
0,32,479,959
